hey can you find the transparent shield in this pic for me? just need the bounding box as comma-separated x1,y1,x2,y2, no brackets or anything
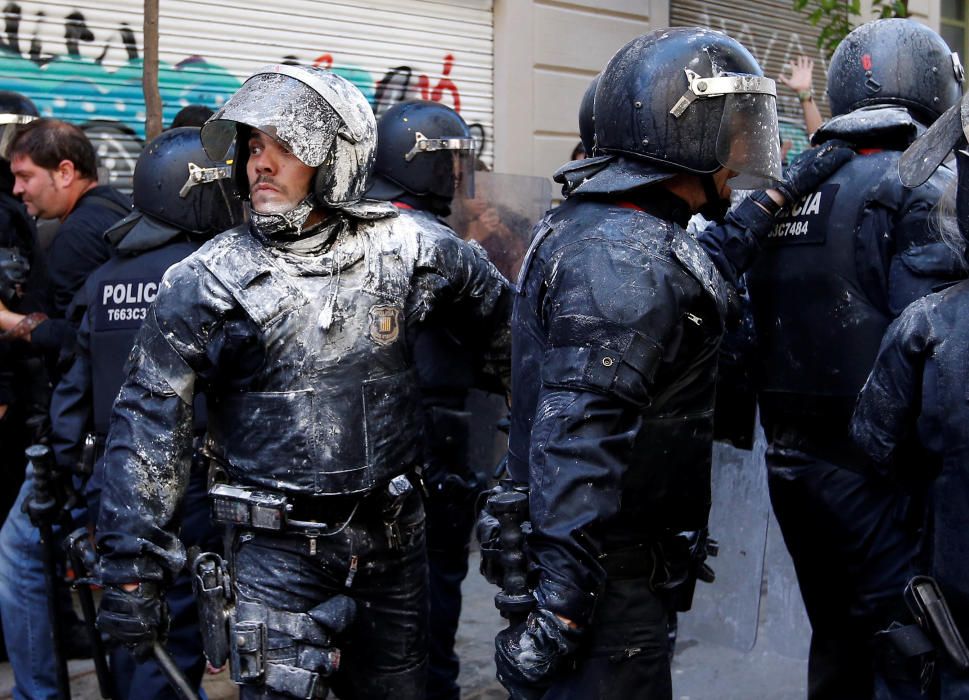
201,73,340,167
716,92,782,190
898,92,969,188
677,420,771,651
446,172,552,281
431,149,475,200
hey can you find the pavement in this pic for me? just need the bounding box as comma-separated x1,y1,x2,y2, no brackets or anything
0,543,809,700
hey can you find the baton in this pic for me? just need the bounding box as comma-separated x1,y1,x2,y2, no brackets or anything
153,642,201,700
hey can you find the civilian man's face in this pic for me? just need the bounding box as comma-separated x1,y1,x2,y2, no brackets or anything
11,154,68,219
246,129,315,214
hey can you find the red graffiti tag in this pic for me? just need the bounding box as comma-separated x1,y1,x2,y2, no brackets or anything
418,54,461,113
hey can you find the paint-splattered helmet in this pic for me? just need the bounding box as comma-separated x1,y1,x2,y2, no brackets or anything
201,64,390,218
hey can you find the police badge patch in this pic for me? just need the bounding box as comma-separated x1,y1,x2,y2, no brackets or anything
368,304,401,345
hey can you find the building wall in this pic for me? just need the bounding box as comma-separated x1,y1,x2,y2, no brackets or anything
0,0,494,190
492,0,666,180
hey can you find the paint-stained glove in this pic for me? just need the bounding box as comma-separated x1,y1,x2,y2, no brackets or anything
775,139,856,205
495,609,582,693
97,582,168,660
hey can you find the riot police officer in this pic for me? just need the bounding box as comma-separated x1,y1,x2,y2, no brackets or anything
744,18,965,698
495,27,853,699
852,94,969,698
94,65,511,700
366,100,492,700
52,126,239,698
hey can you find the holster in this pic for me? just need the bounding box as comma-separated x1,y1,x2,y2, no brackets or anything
191,551,232,668
905,575,969,673
651,529,718,613
230,596,357,700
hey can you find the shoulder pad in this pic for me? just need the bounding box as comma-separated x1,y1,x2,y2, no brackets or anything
670,227,728,319
195,226,307,328
815,106,918,147
355,215,421,303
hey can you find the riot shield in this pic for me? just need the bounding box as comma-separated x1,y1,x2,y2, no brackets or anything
678,419,771,651
446,171,552,283
899,91,969,188
762,509,812,660
448,172,551,481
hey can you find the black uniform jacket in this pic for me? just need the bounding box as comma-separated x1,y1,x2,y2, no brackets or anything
508,190,776,625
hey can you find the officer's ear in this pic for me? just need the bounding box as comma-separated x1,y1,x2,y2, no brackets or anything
52,159,78,189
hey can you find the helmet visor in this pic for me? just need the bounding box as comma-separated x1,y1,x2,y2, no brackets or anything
201,72,341,167
406,133,476,199
445,149,476,199
0,114,36,160
716,91,782,189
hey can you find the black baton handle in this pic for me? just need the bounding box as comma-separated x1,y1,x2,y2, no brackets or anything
490,490,534,623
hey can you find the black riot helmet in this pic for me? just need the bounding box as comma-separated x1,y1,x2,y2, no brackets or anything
0,91,38,194
108,127,241,249
827,19,963,123
368,100,475,206
0,90,38,160
578,75,599,156
588,27,781,193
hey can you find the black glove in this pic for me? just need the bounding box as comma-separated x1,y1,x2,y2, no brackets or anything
775,139,856,205
495,609,582,691
97,583,168,659
0,247,28,304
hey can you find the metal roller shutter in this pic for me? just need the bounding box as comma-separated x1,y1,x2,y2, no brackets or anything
0,0,493,191
670,1,831,154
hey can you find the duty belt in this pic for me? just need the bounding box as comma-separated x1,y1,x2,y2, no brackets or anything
209,474,416,541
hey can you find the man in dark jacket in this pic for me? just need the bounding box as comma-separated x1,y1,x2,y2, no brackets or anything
0,118,130,360
494,28,853,699
745,19,965,698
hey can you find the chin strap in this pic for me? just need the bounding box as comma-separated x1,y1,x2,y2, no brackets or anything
249,195,316,239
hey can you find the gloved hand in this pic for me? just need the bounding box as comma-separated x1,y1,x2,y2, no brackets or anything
775,139,856,204
495,609,582,691
0,247,28,304
97,583,168,659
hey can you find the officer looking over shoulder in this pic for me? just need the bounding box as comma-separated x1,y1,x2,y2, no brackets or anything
366,100,495,700
94,65,512,700
52,127,239,699
494,27,854,699
745,19,965,699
